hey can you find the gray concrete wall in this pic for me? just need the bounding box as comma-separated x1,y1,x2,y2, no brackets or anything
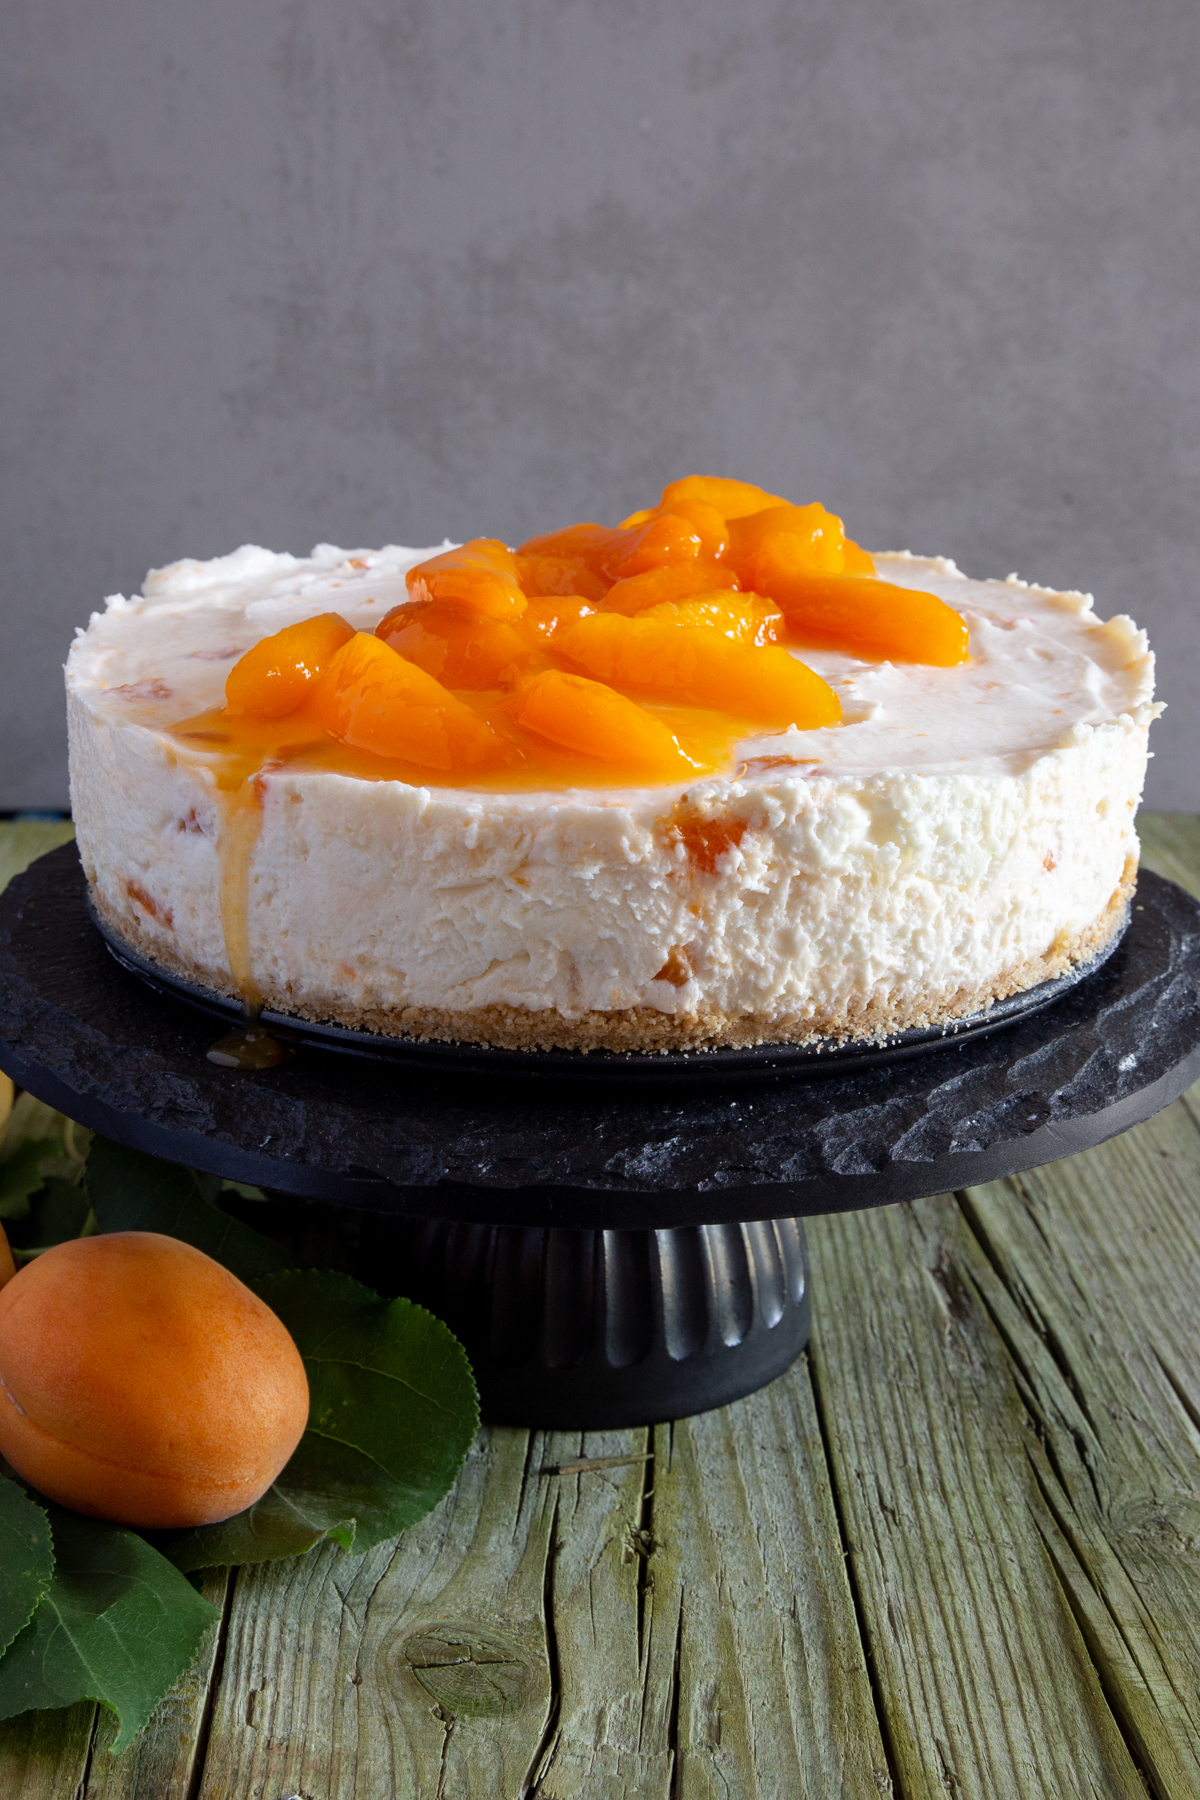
4,0,1198,807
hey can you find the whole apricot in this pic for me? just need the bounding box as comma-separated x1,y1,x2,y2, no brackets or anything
0,1232,309,1529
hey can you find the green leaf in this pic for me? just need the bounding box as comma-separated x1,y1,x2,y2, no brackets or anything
168,1270,479,1570
0,1505,218,1751
0,1480,54,1658
85,1138,292,1284
13,1177,91,1252
0,1097,90,1175
1,1094,67,1158
0,1140,59,1220
221,1180,268,1203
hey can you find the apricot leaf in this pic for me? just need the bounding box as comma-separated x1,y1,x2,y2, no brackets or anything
85,1139,292,1283
0,1503,219,1751
168,1270,479,1570
0,1139,61,1220
0,1479,54,1657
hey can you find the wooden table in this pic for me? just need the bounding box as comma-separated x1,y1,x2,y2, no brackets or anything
3,813,1200,1800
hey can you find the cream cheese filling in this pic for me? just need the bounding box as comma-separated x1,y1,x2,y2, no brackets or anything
66,543,1159,1044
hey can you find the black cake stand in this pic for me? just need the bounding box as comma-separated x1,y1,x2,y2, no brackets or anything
2,844,1199,1427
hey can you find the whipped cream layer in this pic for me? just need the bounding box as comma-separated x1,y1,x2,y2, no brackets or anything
66,543,1159,1046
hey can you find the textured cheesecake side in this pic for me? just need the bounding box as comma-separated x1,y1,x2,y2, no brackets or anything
69,697,1148,1052
66,546,1158,1053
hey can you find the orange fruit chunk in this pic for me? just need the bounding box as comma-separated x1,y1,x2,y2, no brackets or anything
406,539,528,619
225,612,354,719
515,554,609,603
311,632,506,769
555,611,842,728
648,593,785,646
518,515,704,582
376,600,533,688
517,521,618,568
519,596,597,643
621,496,729,561
605,513,705,579
0,1232,308,1529
602,560,738,616
512,670,693,775
727,502,850,586
660,474,789,519
757,536,970,664
843,538,876,575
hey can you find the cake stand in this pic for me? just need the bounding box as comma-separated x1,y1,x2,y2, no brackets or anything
2,844,1199,1427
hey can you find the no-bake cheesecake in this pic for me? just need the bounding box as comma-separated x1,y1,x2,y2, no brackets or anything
66,478,1158,1052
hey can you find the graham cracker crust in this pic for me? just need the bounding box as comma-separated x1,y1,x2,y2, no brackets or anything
91,856,1137,1056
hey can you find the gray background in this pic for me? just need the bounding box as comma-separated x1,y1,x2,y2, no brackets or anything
4,0,1197,808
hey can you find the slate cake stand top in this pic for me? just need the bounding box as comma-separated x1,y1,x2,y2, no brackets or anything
1,844,1198,1231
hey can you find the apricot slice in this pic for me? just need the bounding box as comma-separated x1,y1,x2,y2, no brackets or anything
602,560,739,616
518,516,704,582
0,1223,14,1291
225,613,354,720
515,554,609,604
406,539,527,620
726,503,850,586
0,1231,309,1529
519,596,597,643
605,513,705,579
376,601,533,689
621,498,729,561
649,594,785,646
512,671,693,775
311,632,505,769
517,522,617,568
555,611,842,728
843,538,876,575
660,474,789,519
755,537,970,665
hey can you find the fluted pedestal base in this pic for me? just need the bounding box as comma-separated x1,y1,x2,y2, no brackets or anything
366,1215,811,1426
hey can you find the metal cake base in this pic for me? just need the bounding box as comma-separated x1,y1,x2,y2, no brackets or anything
2,845,1199,1425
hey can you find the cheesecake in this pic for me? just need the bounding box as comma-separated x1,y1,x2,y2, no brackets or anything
66,480,1157,1052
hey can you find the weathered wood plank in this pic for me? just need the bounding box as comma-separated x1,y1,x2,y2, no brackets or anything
195,1397,887,1800
958,1091,1200,1798
196,1426,559,1800
807,1197,1149,1799
663,1376,892,1799
0,1704,95,1800
519,1427,679,1798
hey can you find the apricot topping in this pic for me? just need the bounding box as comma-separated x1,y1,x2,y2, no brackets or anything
0,1231,309,1529
311,632,506,771
376,600,532,689
512,671,694,776
196,475,968,794
225,613,354,719
405,539,527,619
556,610,842,729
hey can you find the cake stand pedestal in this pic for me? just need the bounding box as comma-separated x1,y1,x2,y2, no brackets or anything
2,846,1199,1426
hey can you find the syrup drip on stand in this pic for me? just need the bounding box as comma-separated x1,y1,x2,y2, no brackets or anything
207,1002,294,1070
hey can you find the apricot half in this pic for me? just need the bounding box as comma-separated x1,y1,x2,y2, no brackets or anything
310,632,506,770
512,670,693,776
225,613,354,719
405,539,527,619
555,611,842,729
0,1232,309,1529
